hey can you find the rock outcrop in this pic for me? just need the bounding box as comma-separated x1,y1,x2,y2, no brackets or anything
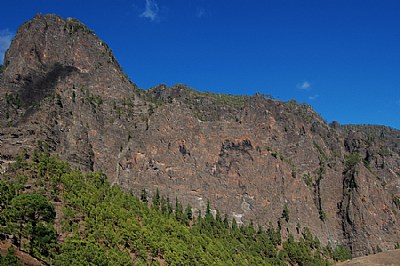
1,14,399,257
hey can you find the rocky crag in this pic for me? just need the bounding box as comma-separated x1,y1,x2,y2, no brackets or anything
0,14,399,257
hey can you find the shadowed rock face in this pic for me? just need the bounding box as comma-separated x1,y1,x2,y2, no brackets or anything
1,14,399,257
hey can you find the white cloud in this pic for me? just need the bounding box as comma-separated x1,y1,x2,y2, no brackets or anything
0,29,13,64
297,81,311,90
196,7,206,18
308,94,319,100
140,0,159,21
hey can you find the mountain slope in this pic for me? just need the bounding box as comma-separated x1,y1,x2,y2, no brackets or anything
1,152,352,265
336,249,400,265
0,14,399,257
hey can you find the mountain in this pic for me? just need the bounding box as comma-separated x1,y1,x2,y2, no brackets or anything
1,14,399,258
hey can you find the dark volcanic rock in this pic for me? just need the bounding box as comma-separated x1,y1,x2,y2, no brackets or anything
1,14,399,257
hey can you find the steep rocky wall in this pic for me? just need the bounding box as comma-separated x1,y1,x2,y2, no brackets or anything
0,14,399,257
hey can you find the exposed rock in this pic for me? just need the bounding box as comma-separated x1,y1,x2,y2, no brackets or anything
0,14,399,257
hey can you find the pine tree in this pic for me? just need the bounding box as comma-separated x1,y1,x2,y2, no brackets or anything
160,196,167,215
152,188,160,209
5,193,55,254
166,197,173,216
223,214,229,228
175,197,183,222
140,189,147,203
282,204,289,222
185,205,193,222
205,200,213,225
231,218,238,231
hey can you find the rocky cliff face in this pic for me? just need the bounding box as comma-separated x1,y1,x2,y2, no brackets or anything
1,14,399,257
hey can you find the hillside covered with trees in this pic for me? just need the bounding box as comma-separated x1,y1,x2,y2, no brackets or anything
0,147,352,265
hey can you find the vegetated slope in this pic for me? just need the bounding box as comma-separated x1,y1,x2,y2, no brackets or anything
1,152,353,265
0,240,45,266
0,14,399,258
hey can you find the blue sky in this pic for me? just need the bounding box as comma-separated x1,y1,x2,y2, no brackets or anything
0,0,399,129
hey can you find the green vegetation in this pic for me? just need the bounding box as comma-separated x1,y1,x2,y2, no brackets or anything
344,152,361,171
64,18,94,34
87,94,103,110
0,247,22,266
201,91,250,107
379,146,392,157
331,244,352,261
393,196,400,209
376,245,382,253
80,89,104,113
0,149,352,265
303,172,313,187
282,204,289,223
319,210,326,222
343,152,360,191
142,84,275,122
313,142,329,162
167,84,252,108
285,100,317,123
5,93,21,109
4,193,56,255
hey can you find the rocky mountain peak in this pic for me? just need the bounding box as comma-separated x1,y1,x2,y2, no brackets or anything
0,14,136,127
3,14,121,80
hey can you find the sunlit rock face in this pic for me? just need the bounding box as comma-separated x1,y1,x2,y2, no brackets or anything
1,14,399,257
